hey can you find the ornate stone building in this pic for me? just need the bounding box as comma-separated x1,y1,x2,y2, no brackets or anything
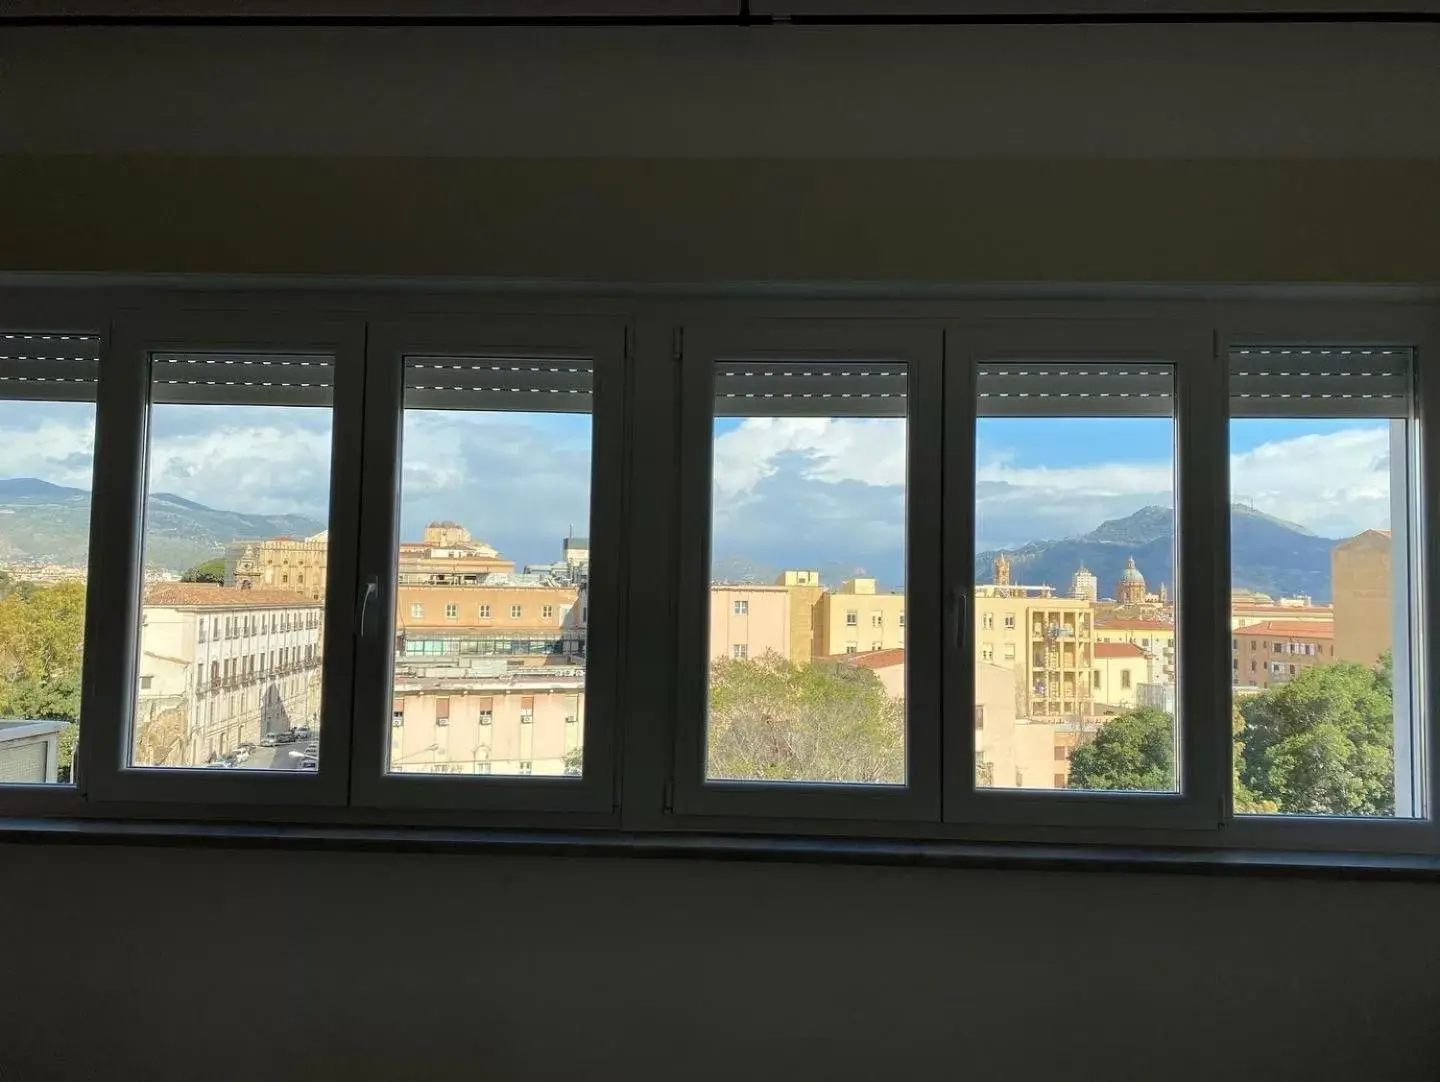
1116,556,1147,606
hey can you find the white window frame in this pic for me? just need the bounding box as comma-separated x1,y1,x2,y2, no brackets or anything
668,321,943,822
348,315,625,815
943,320,1223,831
81,312,366,808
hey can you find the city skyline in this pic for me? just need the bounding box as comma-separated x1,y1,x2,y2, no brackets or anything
0,403,1398,578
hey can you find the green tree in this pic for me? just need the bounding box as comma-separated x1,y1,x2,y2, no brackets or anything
1068,707,1174,792
708,651,904,784
1237,661,1393,816
180,557,226,584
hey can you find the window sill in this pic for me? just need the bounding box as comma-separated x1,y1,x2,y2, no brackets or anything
1,818,1437,881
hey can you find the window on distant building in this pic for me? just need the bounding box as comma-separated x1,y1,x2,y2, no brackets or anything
733,599,748,615
845,644,858,654
872,641,883,651
983,613,994,630
1121,670,1132,689
435,697,450,726
871,613,882,627
1003,643,1016,661
845,610,857,626
510,605,522,619
732,644,748,660
410,603,423,620
445,603,457,619
479,604,490,618
1003,614,1015,629
542,604,554,620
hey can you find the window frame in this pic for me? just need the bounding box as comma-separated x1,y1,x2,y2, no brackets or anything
0,289,1433,860
348,315,626,815
1216,307,1440,854
82,311,366,808
669,321,944,822
943,320,1225,831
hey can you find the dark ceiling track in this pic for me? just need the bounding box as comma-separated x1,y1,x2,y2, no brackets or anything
2,4,1438,26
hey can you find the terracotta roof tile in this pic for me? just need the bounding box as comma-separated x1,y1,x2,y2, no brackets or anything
1233,619,1334,638
144,584,322,609
830,648,906,669
1094,642,1147,658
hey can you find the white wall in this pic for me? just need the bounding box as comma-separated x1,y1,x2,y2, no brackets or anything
0,842,1435,1080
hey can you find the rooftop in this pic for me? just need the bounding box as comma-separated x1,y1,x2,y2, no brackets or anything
830,648,906,670
1094,642,1148,659
1233,619,1335,638
1095,617,1174,631
144,584,323,609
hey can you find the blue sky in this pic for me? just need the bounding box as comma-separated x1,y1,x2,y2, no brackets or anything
0,401,1399,582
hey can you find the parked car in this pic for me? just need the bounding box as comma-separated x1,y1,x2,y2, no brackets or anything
294,726,313,741
275,731,299,744
233,747,251,764
298,757,318,771
259,734,279,748
304,742,319,756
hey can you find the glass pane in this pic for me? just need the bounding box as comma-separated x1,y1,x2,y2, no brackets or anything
705,359,908,785
0,332,100,785
1229,347,1417,818
388,355,592,778
131,352,333,771
974,362,1178,793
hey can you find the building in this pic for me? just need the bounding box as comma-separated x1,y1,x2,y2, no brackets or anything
1231,596,1333,631
390,667,584,776
0,720,67,784
973,562,1095,720
225,531,329,600
710,584,791,662
828,647,906,699
1232,619,1335,689
1115,556,1147,605
813,578,906,658
775,570,825,664
562,536,590,572
1094,617,1176,685
974,662,1076,790
1069,564,1099,602
1091,641,1151,709
1332,529,1392,667
397,522,515,585
135,584,325,767
396,581,584,662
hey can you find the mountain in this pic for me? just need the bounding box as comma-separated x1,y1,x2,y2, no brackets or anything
975,504,1340,603
0,478,325,572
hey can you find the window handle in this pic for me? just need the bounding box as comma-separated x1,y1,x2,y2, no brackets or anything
356,576,378,638
950,586,969,651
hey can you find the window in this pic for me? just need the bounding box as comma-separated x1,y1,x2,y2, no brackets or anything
1003,643,1016,662
434,697,450,727
518,761,533,776
0,331,99,786
733,599,748,615
542,604,554,620
982,613,994,630
872,642,883,651
520,696,535,724
871,613,882,628
409,603,423,620
1229,346,1421,818
975,358,1178,794
898,613,904,628
392,699,404,727
1055,745,1068,761
732,643,748,660
444,603,458,619
694,349,915,793
510,605,522,619
117,333,341,780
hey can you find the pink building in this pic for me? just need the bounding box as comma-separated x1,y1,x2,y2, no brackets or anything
709,585,791,662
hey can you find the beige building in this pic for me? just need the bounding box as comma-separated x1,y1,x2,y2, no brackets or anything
974,560,1095,720
1332,529,1392,667
1091,641,1151,709
1232,619,1335,689
396,582,583,662
974,661,1079,790
813,578,906,658
390,668,584,776
1069,564,1099,602
710,584,791,662
397,521,516,586
1231,596,1333,631
1094,617,1176,685
225,530,329,600
135,584,325,767
775,570,825,664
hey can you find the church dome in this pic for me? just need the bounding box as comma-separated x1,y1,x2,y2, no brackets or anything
1120,556,1145,585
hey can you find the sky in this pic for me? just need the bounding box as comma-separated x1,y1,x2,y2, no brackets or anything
0,401,1400,580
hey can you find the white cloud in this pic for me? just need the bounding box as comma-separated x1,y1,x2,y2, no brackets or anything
1230,426,1392,538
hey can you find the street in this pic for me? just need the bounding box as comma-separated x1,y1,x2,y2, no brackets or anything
238,743,316,771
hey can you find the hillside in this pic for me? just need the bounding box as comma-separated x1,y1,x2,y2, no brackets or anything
0,478,325,572
975,505,1340,603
